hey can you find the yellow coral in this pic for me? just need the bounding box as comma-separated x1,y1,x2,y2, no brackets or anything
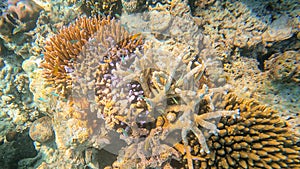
174,93,300,169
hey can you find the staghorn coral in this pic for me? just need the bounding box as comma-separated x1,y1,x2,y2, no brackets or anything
105,37,238,168
32,1,300,169
172,93,300,169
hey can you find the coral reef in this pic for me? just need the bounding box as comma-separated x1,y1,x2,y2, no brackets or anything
1,0,299,168
172,93,300,169
36,9,239,168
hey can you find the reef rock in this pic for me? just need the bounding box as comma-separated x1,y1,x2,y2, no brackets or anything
265,50,300,83
29,116,54,143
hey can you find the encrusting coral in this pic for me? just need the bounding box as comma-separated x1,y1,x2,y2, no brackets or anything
172,93,300,169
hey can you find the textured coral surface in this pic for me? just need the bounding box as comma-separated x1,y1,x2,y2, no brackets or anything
0,0,299,168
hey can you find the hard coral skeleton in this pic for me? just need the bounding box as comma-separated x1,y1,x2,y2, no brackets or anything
112,42,239,168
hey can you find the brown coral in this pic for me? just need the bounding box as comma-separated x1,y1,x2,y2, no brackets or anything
82,0,122,16
265,50,300,83
173,93,300,169
0,0,42,36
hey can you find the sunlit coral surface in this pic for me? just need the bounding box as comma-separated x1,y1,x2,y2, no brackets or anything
0,0,299,169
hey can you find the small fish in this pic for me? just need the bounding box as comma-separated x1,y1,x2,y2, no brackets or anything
130,33,141,41
38,97,48,102
121,128,128,137
121,56,125,63
70,39,79,44
115,14,121,19
13,67,19,73
50,92,59,97
53,64,59,75
172,97,178,105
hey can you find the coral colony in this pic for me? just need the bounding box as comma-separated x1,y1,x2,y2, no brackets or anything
41,15,241,168
39,14,296,169
1,0,298,169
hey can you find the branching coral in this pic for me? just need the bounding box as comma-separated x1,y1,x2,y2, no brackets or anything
106,38,238,168
173,93,300,169
40,15,143,149
41,16,111,96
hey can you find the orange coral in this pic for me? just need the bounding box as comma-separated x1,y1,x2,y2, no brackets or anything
41,16,110,96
